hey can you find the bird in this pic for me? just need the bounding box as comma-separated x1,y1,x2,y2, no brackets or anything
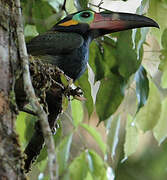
26,9,159,81
22,10,159,171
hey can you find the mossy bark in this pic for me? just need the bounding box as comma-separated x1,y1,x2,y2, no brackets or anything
0,0,26,179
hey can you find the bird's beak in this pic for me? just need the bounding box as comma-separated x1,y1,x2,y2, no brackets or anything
90,11,159,32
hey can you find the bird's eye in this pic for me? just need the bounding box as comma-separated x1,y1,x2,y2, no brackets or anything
73,11,94,23
80,12,91,18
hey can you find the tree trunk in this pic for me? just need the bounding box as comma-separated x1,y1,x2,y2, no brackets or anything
0,0,26,179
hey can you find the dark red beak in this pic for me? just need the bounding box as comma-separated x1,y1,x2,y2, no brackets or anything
90,11,159,33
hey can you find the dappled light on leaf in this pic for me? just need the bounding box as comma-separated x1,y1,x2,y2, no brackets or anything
96,74,125,122
153,98,167,144
135,65,149,112
136,80,161,132
124,115,139,159
106,115,121,160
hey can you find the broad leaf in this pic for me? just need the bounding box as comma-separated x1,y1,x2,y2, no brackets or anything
16,112,28,148
37,158,48,173
159,29,167,88
124,115,139,159
86,150,107,179
96,74,125,122
32,1,54,33
24,24,39,42
161,28,167,49
89,41,106,81
135,65,149,112
136,80,161,132
153,98,167,144
69,151,89,180
117,30,143,78
148,0,167,45
80,123,106,154
71,99,83,127
74,0,88,10
89,37,117,81
106,115,121,160
56,133,73,175
69,150,107,180
85,172,93,180
77,69,94,117
16,112,36,149
101,37,117,78
36,146,47,163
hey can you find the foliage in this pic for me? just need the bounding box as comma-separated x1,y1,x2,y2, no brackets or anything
16,0,167,179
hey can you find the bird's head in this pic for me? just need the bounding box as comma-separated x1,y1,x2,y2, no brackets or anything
52,9,159,39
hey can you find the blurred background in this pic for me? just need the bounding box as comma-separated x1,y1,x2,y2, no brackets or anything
17,0,167,179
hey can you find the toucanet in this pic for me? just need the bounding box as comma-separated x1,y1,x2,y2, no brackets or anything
27,10,159,80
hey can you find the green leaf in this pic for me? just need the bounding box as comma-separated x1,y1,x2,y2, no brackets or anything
89,41,105,81
161,69,167,89
85,172,93,180
135,65,149,112
48,0,62,12
24,24,39,41
161,28,167,49
62,96,69,112
80,123,106,155
159,29,167,88
37,158,48,173
36,146,47,163
106,115,121,160
153,98,167,144
86,150,107,179
89,37,117,81
74,0,88,10
124,115,139,159
133,27,149,60
136,80,161,132
16,112,36,149
96,74,125,122
16,112,28,148
117,30,143,78
148,0,167,45
71,99,83,127
69,150,107,180
60,73,70,87
53,122,62,146
66,0,77,13
32,1,54,33
77,69,94,117
56,133,73,175
69,151,88,180
101,37,117,78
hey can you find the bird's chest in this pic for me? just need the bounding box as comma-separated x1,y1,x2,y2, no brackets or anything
57,42,89,80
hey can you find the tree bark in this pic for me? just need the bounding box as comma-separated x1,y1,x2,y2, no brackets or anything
0,0,26,179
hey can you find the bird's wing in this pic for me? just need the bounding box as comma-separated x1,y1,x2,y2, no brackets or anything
27,32,84,56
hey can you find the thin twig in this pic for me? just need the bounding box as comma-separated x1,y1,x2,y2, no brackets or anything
62,0,68,15
14,0,58,179
89,2,109,12
98,0,104,8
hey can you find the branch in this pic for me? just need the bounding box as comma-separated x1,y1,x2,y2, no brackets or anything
14,0,58,179
89,1,110,12
62,0,68,14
